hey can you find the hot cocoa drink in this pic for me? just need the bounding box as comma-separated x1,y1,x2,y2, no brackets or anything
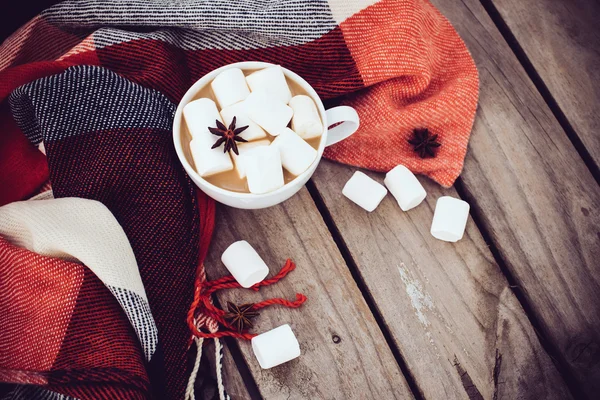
181,66,323,194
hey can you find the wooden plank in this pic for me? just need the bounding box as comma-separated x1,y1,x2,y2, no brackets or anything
204,188,413,399
488,0,600,170
423,0,600,395
312,162,572,399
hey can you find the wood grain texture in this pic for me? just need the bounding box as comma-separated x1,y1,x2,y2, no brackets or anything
425,0,600,396
489,0,600,169
312,161,571,400
204,188,413,399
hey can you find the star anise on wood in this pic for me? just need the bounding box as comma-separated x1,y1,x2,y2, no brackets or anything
208,117,249,155
224,302,259,333
408,128,441,158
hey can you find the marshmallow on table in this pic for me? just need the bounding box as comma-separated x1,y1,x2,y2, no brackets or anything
189,133,233,177
230,139,270,179
244,145,285,194
244,91,293,136
342,171,388,212
289,95,323,139
430,196,470,242
220,101,267,142
246,66,292,104
183,98,222,138
384,165,427,211
210,68,251,109
221,240,269,288
272,128,318,176
252,324,300,369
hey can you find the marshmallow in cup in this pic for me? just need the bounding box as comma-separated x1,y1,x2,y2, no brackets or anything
173,61,360,209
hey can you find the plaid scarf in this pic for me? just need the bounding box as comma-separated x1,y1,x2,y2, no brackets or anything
0,1,478,399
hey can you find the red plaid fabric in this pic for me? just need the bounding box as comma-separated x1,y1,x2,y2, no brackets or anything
0,237,149,399
3,65,203,399
0,1,478,398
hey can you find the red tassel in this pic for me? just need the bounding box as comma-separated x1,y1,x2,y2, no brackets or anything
186,190,307,341
253,293,307,310
188,259,307,340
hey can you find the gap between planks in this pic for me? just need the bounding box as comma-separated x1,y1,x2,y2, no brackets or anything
305,179,425,400
476,0,600,185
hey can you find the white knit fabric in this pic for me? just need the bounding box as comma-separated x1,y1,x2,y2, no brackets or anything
0,197,157,360
327,0,378,24
29,189,54,201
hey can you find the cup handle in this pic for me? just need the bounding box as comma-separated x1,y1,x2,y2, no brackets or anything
325,106,360,147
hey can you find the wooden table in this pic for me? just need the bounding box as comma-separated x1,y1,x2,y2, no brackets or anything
200,0,600,398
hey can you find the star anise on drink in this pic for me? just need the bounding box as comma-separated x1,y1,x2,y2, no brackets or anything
223,302,259,333
208,117,249,155
408,128,441,158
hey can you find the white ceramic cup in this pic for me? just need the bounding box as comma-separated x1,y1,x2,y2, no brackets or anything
173,61,359,209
